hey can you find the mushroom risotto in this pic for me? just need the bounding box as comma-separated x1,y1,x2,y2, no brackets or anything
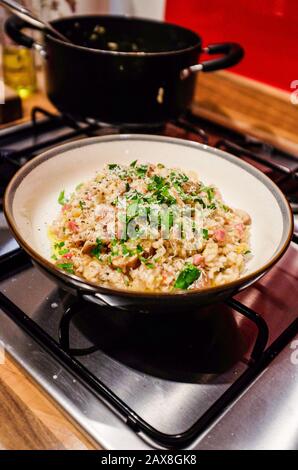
49,161,252,292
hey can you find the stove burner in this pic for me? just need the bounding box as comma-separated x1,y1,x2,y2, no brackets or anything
0,248,296,448
58,296,268,377
0,250,275,448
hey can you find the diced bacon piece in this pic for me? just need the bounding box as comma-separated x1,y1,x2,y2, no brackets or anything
235,223,244,237
161,270,174,285
62,204,71,212
213,229,226,243
62,252,73,259
193,254,205,266
68,221,79,232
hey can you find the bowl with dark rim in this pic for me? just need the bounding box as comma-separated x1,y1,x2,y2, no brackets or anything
4,134,293,313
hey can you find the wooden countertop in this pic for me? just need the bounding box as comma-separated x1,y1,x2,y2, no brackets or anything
0,358,96,450
193,71,298,156
0,70,297,450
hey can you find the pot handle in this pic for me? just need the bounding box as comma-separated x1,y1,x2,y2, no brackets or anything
181,42,244,79
5,15,47,57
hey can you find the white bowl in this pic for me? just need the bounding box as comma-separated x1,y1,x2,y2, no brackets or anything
4,134,293,312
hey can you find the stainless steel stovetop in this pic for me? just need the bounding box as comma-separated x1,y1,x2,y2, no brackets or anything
0,110,297,449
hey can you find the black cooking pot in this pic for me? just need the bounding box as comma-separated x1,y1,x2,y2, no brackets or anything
5,15,244,125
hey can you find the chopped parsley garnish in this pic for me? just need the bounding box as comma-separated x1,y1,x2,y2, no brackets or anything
58,248,69,255
136,164,148,177
57,263,74,274
244,250,251,255
122,244,132,256
111,246,119,256
140,256,154,269
201,186,215,202
148,175,165,192
147,176,177,205
108,163,120,170
193,196,206,208
174,264,201,289
130,160,137,167
91,238,103,258
58,190,66,205
202,228,209,240
79,200,85,210
51,254,58,260
158,186,176,205
221,203,230,212
173,181,183,193
170,171,189,183
54,241,65,249
119,171,128,180
145,263,154,269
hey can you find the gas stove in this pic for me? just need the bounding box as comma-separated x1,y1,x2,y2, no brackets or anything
0,109,297,450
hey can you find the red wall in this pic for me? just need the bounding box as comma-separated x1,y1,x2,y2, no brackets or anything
165,0,298,91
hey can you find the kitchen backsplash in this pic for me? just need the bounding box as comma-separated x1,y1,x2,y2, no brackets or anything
31,0,165,20
165,0,297,92
31,0,109,19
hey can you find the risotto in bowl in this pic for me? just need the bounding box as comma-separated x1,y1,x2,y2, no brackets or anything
4,135,293,312
49,161,252,293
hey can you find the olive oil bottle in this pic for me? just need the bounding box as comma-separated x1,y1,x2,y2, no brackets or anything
1,4,37,99
2,45,37,98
